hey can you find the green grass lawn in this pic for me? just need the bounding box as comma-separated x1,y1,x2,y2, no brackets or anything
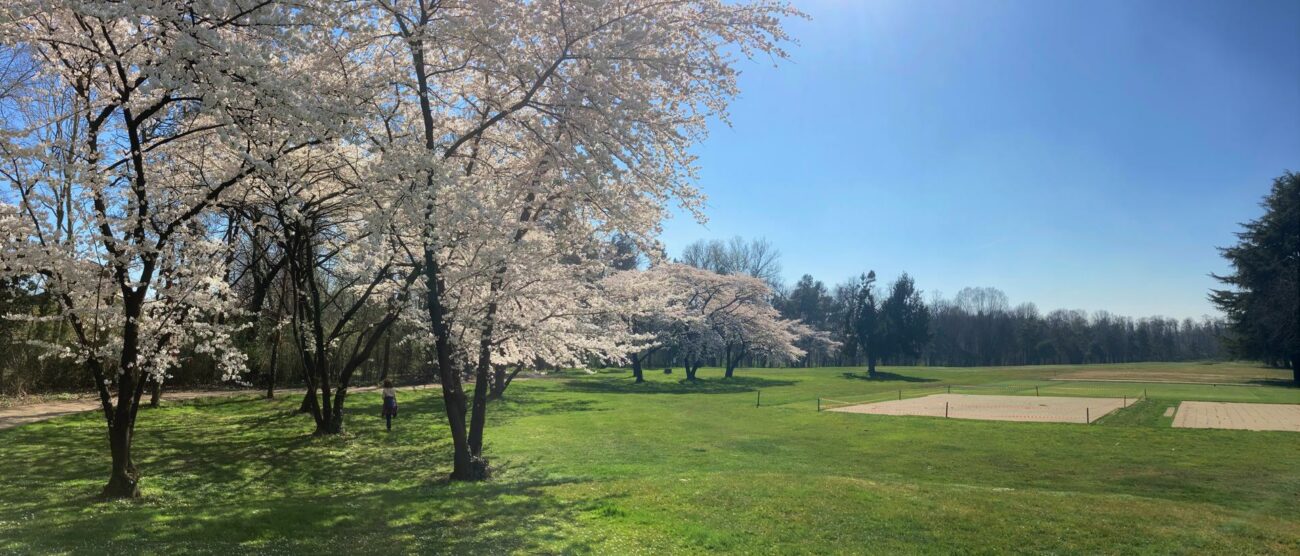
1,363,1298,553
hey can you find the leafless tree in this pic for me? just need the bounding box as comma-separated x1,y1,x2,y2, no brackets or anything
679,236,783,289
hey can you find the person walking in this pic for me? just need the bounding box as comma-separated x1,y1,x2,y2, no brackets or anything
381,379,398,431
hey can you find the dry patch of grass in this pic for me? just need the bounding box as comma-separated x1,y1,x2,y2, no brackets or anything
1052,362,1291,385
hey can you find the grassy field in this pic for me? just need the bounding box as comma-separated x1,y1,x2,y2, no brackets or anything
1,362,1297,554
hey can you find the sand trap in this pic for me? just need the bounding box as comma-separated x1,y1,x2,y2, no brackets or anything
826,394,1132,424
1172,401,1300,432
1163,407,1176,417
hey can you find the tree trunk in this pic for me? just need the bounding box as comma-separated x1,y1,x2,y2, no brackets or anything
380,331,392,381
867,352,878,377
310,353,333,436
148,380,161,408
1292,356,1299,386
466,317,493,471
489,365,524,400
438,361,479,481
489,365,505,399
266,325,280,399
315,399,344,435
438,358,488,481
310,405,336,435
467,358,490,457
631,354,644,383
101,292,148,499
424,248,488,482
298,386,316,414
101,371,148,499
724,345,745,379
308,327,391,436
101,422,140,499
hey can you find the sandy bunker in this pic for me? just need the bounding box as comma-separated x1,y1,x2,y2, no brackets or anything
1172,401,1300,432
827,394,1132,424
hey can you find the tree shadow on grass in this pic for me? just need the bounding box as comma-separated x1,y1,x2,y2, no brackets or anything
841,371,938,383
490,390,608,417
0,389,615,553
110,483,599,553
1246,378,1299,388
563,375,796,395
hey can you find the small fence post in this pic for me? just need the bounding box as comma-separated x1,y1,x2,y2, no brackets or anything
898,390,902,400
756,390,761,408
817,398,821,412
1086,407,1090,424
945,401,949,418
1123,395,1127,407
1144,388,1147,400
1036,386,1040,397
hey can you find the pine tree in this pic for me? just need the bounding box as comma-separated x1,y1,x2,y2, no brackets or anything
880,274,932,366
1211,171,1300,384
851,271,882,376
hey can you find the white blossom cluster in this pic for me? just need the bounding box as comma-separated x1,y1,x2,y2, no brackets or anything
604,263,814,369
0,0,324,397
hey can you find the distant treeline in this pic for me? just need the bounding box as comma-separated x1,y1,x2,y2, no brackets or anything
779,279,1224,368
667,237,1226,370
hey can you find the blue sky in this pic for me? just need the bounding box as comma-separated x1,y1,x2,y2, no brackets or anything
661,0,1300,320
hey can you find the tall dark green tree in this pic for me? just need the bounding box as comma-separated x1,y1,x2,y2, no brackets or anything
1211,171,1300,384
850,271,883,376
782,275,831,326
846,271,934,374
880,273,931,365
609,233,642,271
779,274,838,366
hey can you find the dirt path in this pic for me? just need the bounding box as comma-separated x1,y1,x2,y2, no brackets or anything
0,383,438,431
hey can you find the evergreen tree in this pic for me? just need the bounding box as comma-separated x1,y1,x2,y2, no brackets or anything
850,271,883,376
1211,171,1300,383
880,274,931,365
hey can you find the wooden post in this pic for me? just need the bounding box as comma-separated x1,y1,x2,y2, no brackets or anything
817,398,821,412
756,390,761,408
1086,407,1090,424
898,390,902,400
1123,395,1127,407
945,402,949,418
1036,386,1039,397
